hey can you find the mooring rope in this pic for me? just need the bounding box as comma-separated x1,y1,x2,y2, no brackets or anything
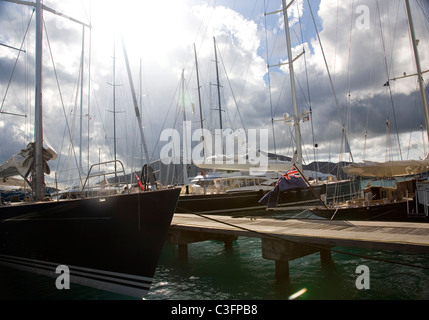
173,206,429,271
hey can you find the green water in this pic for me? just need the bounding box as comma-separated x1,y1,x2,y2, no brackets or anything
1,217,429,301
145,237,429,301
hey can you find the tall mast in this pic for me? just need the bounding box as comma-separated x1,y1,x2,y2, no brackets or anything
139,58,144,162
181,70,189,184
107,38,123,182
139,58,143,134
34,0,44,201
113,39,117,180
79,26,85,174
5,0,90,200
213,37,224,154
121,37,156,190
87,11,92,174
194,44,205,158
405,0,429,147
282,0,303,172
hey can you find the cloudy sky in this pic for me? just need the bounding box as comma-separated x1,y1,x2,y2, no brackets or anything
1,0,429,185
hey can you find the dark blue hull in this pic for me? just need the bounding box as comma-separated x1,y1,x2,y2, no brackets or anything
0,188,181,298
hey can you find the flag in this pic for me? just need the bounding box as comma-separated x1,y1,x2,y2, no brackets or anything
135,172,144,191
383,81,390,87
259,166,307,208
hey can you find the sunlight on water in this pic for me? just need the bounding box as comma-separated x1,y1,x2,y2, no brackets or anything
145,236,429,300
1,213,429,300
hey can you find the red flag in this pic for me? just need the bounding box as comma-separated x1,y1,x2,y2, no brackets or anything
280,167,302,181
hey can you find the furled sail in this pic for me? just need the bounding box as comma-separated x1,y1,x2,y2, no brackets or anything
0,142,58,180
194,160,294,174
194,151,298,174
342,157,429,178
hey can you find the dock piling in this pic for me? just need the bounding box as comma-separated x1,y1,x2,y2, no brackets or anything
275,261,290,281
168,214,429,283
320,248,333,265
261,237,322,281
168,229,238,259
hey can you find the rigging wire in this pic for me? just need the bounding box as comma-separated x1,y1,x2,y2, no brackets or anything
405,0,429,158
44,20,82,186
264,0,278,159
264,2,307,162
416,0,429,23
307,0,354,164
149,0,218,170
86,0,92,173
231,11,262,129
376,1,402,161
216,45,246,131
0,9,34,116
296,0,318,174
346,0,355,165
363,3,379,161
387,0,401,81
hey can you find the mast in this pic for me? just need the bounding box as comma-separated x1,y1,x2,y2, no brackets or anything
139,58,144,165
34,0,44,201
281,0,303,172
405,0,429,146
87,9,92,174
213,37,224,154
194,44,205,158
79,26,85,174
5,0,90,200
113,39,117,180
121,37,156,191
181,69,189,184
139,58,143,135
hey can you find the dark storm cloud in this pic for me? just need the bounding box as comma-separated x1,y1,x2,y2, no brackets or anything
0,55,32,91
1,0,428,184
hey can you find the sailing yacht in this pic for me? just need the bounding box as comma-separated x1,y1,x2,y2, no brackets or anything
168,33,355,215
311,0,429,222
0,0,181,298
174,159,356,215
170,1,360,216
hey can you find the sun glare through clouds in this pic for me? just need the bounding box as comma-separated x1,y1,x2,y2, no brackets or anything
91,0,195,65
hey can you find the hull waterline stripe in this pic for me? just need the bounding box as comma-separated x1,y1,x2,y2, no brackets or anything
0,254,152,282
0,254,152,297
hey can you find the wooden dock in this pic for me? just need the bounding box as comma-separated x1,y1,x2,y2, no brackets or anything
168,214,429,280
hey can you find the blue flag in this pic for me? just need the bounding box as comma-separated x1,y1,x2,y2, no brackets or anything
259,166,307,208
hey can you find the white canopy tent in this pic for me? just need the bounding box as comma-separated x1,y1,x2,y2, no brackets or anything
342,157,429,178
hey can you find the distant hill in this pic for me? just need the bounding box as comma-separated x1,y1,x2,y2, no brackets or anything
303,161,353,180
265,152,353,179
0,159,352,191
109,159,354,186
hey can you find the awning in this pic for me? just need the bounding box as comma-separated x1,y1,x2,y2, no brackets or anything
342,159,429,178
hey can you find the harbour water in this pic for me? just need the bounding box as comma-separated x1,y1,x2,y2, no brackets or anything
1,211,429,303
146,237,429,300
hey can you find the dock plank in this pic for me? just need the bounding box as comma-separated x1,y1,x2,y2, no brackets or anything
170,214,429,254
